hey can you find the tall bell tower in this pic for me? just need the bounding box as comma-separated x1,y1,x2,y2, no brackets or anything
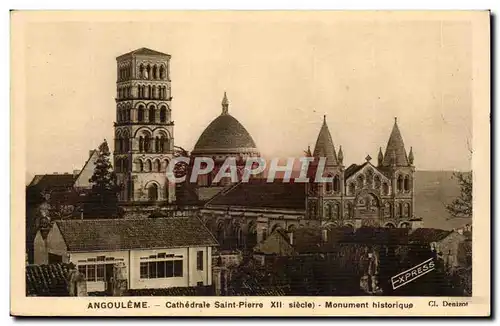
113,48,175,205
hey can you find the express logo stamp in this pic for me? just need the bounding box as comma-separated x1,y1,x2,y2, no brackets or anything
391,258,435,290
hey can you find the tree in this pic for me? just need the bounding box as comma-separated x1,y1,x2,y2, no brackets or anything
446,172,472,218
84,140,122,218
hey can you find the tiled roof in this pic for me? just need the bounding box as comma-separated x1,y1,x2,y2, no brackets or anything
382,119,409,166
56,217,218,252
126,286,213,296
27,174,76,191
207,182,306,210
26,263,71,296
409,228,453,243
313,117,338,165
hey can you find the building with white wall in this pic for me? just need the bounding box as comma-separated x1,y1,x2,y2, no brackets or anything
33,217,218,292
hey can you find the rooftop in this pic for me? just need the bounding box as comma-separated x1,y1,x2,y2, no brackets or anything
117,47,170,59
207,182,306,210
56,217,218,252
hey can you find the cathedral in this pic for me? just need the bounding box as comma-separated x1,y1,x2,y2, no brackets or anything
112,48,423,249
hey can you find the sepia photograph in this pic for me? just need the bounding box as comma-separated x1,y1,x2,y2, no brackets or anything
10,10,490,317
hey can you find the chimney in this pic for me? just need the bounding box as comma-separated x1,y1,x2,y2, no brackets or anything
322,229,328,243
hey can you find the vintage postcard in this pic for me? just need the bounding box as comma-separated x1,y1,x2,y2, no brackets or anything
11,10,490,317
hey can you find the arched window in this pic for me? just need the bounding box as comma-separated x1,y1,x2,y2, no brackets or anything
349,183,355,195
127,108,131,122
400,222,410,229
163,159,169,172
148,183,158,201
123,135,129,152
346,202,353,218
153,159,160,172
139,136,144,152
397,175,404,192
154,136,159,152
146,159,152,172
138,105,144,122
153,65,158,79
139,64,144,79
325,175,332,193
383,182,389,195
334,203,340,219
160,106,167,122
325,205,332,219
146,65,151,80
138,160,144,172
116,137,122,153
333,175,340,192
152,85,157,99
384,202,392,217
398,203,403,217
161,135,168,153
149,106,155,123
404,203,410,217
357,175,364,189
144,135,151,152
123,158,128,172
160,65,165,79
404,176,410,191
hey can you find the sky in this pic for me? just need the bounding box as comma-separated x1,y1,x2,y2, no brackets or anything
22,12,473,178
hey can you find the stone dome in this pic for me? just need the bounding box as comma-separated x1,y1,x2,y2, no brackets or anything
192,93,259,156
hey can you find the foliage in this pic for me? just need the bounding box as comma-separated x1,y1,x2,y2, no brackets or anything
85,140,122,218
446,172,472,218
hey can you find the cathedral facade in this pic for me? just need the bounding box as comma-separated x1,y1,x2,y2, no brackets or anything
112,48,422,249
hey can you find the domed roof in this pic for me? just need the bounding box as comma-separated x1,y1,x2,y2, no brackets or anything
192,93,259,155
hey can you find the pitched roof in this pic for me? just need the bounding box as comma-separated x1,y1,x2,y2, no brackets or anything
344,163,367,179
313,116,338,165
409,228,453,243
207,182,306,210
117,47,170,58
382,118,409,166
55,217,218,252
27,174,76,191
26,263,71,296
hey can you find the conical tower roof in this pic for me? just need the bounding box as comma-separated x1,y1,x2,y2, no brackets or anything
313,116,338,165
382,118,409,166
